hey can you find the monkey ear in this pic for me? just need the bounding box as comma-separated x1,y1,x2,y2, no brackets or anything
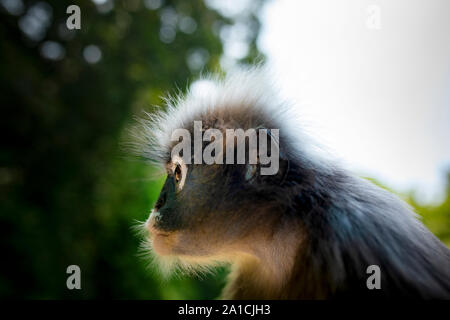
257,128,290,185
276,157,290,185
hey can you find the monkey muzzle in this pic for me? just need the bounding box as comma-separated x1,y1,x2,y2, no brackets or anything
145,208,176,255
146,209,172,238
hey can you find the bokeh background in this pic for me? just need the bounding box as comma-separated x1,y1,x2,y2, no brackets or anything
0,0,448,299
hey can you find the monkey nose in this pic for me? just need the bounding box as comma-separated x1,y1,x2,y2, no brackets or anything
145,209,160,229
146,209,171,237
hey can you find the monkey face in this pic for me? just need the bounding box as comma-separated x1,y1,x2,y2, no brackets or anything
145,151,290,262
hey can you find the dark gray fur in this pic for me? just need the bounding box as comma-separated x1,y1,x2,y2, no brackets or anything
275,144,450,299
134,67,450,299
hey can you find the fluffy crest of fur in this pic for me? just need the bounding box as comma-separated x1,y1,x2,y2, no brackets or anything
128,65,331,172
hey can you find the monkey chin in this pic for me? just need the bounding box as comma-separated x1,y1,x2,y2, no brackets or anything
151,233,177,256
146,224,178,257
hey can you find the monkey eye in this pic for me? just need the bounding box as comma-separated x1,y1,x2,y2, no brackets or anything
170,155,187,191
174,164,182,184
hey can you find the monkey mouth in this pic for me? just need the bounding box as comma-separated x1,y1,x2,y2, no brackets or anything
144,211,176,255
146,223,172,238
152,231,170,238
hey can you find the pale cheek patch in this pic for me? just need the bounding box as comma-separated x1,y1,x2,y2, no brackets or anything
142,243,224,280
138,232,229,280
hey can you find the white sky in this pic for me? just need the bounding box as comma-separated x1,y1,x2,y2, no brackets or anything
256,0,450,204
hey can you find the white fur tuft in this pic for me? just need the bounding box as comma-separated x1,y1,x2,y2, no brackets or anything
129,65,333,173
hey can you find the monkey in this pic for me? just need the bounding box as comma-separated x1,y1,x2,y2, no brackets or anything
131,66,450,299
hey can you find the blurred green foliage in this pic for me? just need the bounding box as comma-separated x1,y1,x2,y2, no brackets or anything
0,0,263,299
407,176,450,247
366,175,450,247
0,0,448,300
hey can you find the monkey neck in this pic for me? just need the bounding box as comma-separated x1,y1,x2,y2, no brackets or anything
222,218,304,299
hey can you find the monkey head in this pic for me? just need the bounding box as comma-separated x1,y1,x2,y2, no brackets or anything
132,68,300,274
145,127,290,263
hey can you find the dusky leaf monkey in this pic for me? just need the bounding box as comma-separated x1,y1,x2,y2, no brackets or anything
130,67,450,299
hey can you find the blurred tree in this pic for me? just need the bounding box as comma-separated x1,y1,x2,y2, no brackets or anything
0,0,263,298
